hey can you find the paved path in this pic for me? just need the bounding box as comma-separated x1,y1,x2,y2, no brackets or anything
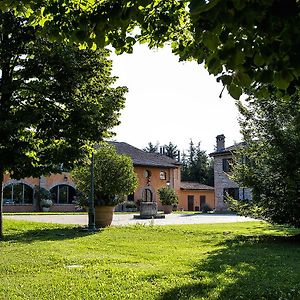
4,213,257,226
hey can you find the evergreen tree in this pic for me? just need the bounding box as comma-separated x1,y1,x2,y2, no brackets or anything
230,91,300,227
143,142,158,153
164,142,178,159
181,140,214,186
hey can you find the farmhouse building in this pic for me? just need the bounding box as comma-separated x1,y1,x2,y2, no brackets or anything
2,142,215,212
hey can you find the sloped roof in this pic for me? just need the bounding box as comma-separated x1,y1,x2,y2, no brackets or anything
180,182,214,190
109,141,181,168
209,142,246,157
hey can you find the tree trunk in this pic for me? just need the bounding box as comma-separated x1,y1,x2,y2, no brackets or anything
0,168,4,240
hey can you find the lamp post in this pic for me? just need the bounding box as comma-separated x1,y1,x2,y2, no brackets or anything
88,151,96,231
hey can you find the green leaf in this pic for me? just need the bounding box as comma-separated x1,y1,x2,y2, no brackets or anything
228,84,242,100
189,0,222,15
203,32,219,50
274,70,293,90
254,53,265,67
236,72,252,87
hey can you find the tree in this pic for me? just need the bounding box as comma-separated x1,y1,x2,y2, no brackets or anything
5,1,300,99
0,11,127,238
181,140,214,186
72,143,138,206
164,142,179,159
143,142,158,153
229,91,300,227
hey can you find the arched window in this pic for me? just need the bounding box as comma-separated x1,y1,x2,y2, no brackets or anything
50,185,76,204
3,183,34,204
142,188,153,202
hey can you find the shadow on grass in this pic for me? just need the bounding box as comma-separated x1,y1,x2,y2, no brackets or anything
3,226,102,243
160,233,300,300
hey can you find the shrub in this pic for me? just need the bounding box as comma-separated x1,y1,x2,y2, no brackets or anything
201,204,212,213
72,143,138,206
158,186,178,206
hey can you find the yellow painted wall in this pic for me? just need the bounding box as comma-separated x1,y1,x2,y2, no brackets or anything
178,190,215,211
133,166,180,210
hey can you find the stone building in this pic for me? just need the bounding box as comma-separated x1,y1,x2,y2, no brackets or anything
210,134,252,211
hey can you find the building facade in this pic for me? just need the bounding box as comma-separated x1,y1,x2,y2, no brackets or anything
210,134,252,211
2,141,215,212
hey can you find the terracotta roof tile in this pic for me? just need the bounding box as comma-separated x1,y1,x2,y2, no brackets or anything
109,141,181,168
180,181,214,190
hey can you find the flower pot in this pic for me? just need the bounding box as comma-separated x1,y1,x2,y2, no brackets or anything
163,205,173,214
95,205,114,228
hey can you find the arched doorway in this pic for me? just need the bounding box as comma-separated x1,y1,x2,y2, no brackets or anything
142,188,153,202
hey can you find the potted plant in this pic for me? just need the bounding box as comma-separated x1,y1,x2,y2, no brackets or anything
72,143,138,228
34,186,53,212
40,199,53,212
158,186,178,214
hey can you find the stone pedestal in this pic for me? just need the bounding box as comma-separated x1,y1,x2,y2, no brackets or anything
140,202,158,217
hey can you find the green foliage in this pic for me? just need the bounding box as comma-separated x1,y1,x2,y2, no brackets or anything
143,142,158,153
40,199,53,208
33,186,52,202
181,140,214,186
72,143,138,206
157,186,178,205
0,11,127,179
201,203,212,213
164,142,179,159
4,0,300,100
1,220,300,299
0,11,127,238
230,90,300,227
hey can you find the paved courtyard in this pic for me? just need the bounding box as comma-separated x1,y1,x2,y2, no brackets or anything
5,213,257,226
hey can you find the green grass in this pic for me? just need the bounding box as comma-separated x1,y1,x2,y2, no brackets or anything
1,221,300,300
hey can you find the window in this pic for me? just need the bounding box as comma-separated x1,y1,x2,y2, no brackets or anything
223,188,239,201
222,158,233,173
144,170,151,178
50,185,76,204
3,183,34,204
160,171,166,180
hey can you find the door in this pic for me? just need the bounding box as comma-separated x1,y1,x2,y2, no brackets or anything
200,196,206,210
188,195,194,211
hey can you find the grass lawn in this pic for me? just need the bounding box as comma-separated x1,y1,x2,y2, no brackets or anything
1,221,300,300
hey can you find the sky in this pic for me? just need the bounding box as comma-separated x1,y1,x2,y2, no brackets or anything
110,44,242,154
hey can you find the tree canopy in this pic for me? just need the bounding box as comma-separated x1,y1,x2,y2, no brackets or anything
0,11,126,179
0,11,127,238
181,140,214,186
229,91,300,228
72,143,138,206
3,0,300,99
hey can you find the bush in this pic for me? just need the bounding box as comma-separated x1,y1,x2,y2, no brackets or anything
158,186,178,206
72,143,138,206
40,199,53,208
201,204,212,213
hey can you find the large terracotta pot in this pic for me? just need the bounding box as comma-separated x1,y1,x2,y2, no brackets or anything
95,205,114,228
163,205,173,214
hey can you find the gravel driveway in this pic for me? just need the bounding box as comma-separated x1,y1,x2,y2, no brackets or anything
5,213,257,226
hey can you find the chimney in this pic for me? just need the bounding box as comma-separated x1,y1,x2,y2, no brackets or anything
216,134,225,152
